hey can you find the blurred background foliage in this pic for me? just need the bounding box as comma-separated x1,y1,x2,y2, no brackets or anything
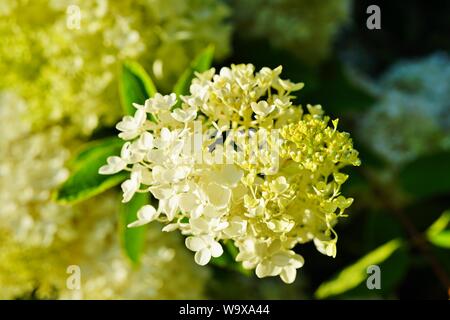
0,0,449,299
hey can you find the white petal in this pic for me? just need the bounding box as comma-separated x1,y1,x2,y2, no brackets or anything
271,253,291,266
127,219,150,228
116,116,134,131
98,164,113,175
203,204,221,218
149,185,173,200
216,165,243,187
137,132,154,150
162,223,179,232
209,241,223,258
159,128,171,145
159,195,179,221
121,179,138,203
172,107,197,122
251,101,275,116
185,236,206,251
172,166,191,181
191,204,205,219
280,267,297,284
224,220,246,237
134,108,147,125
99,156,126,175
290,254,305,268
179,193,200,212
120,142,132,159
118,131,138,140
190,217,210,233
205,183,231,209
132,102,143,110
137,205,157,221
255,262,273,278
146,149,165,163
194,248,212,266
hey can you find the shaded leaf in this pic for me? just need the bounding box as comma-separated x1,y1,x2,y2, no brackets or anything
120,193,150,264
312,60,376,114
70,137,122,166
173,45,214,105
363,210,405,252
119,61,157,116
210,240,251,276
399,152,450,199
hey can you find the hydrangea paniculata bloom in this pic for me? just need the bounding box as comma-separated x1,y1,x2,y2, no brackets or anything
100,64,360,283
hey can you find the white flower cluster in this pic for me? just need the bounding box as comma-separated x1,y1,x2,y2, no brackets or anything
101,64,360,283
360,53,450,164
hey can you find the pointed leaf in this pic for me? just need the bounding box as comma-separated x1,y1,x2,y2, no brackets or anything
120,193,150,264
54,138,127,204
427,210,450,249
119,61,157,116
173,45,215,106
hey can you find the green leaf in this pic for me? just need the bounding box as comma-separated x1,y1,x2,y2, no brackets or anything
427,210,450,249
428,232,450,249
315,239,405,299
173,45,214,105
70,137,122,166
54,138,127,204
399,152,450,199
119,61,157,116
120,193,150,264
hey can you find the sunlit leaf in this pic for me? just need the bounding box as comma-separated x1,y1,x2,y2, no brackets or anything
427,210,450,249
315,239,405,299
